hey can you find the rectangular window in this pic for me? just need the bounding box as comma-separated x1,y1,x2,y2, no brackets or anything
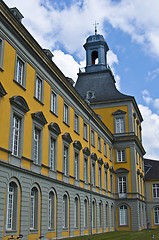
119,205,128,226
98,166,102,188
154,207,159,224
109,147,112,161
0,37,4,70
116,117,124,133
50,90,57,114
33,128,40,164
50,138,56,170
99,203,102,227
63,195,68,228
11,115,20,156
6,185,14,230
152,184,159,198
91,130,95,146
105,171,108,190
48,192,55,229
84,158,88,184
63,103,69,124
104,142,107,157
63,146,68,175
110,174,113,192
117,149,125,162
118,176,126,193
74,152,79,180
15,57,24,85
74,114,79,133
35,76,42,101
83,122,88,140
98,136,101,152
92,162,96,186
84,199,88,228
30,190,35,229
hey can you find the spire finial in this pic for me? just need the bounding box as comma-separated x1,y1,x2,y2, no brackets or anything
93,21,99,35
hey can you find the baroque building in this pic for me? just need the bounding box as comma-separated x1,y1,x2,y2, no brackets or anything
0,1,159,240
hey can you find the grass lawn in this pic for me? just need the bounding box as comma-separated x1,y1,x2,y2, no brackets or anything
68,228,159,240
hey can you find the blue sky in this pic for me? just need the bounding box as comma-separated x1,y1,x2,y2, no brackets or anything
4,0,159,160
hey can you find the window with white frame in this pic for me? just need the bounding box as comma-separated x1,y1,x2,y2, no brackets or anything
104,142,107,157
118,176,126,193
33,128,40,164
115,117,124,133
152,184,159,198
109,147,112,161
35,76,42,102
30,187,38,230
0,37,5,70
63,103,69,124
98,166,102,188
6,182,18,230
105,170,108,190
92,200,96,228
63,194,68,229
74,113,79,133
74,196,79,228
84,157,88,184
98,136,101,152
50,137,56,170
105,203,108,227
91,130,95,146
110,174,113,193
154,207,159,224
84,198,88,228
92,161,96,186
63,146,69,175
48,191,55,229
83,122,88,140
117,149,126,162
11,115,20,156
140,178,143,195
50,90,57,114
74,152,79,180
15,56,25,86
99,201,102,227
119,205,128,226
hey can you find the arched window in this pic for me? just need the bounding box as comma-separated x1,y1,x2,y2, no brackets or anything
91,51,98,65
105,203,109,227
119,205,128,226
74,196,80,228
30,187,39,230
99,201,103,228
63,193,68,229
154,207,159,224
84,198,88,228
92,199,96,228
48,190,55,229
6,181,19,230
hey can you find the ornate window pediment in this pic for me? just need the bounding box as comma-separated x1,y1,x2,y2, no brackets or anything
112,109,126,116
62,132,73,144
115,168,129,173
83,147,90,156
0,82,7,97
73,140,82,150
48,122,61,135
104,162,109,169
98,158,103,165
10,95,29,113
31,111,47,126
91,152,97,161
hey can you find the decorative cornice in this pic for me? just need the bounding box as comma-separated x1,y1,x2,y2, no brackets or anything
48,122,61,135
0,82,7,97
73,140,82,151
82,147,90,156
62,132,73,144
112,109,126,116
31,111,47,126
10,95,29,113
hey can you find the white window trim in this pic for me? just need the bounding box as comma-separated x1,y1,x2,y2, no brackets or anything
50,90,58,115
74,113,79,134
152,184,159,198
116,149,126,162
83,122,88,141
0,37,5,71
63,102,69,125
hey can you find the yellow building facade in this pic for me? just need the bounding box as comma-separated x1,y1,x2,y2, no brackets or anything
0,1,158,240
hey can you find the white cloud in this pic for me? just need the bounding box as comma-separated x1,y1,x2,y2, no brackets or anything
142,90,159,112
139,104,159,160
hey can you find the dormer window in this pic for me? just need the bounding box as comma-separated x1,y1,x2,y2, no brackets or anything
92,51,98,65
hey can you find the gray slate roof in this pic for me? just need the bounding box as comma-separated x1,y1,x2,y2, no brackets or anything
75,69,133,102
144,158,159,180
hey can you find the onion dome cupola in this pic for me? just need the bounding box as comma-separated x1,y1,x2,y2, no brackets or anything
84,33,109,73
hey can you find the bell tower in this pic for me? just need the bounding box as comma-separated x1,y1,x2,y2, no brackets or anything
84,32,109,73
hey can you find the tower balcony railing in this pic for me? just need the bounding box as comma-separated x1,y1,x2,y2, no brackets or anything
79,64,112,73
